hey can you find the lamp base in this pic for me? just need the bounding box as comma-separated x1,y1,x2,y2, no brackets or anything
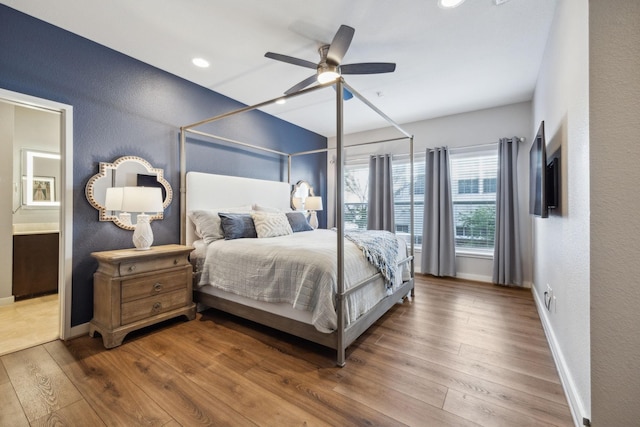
308,210,319,229
118,212,132,228
132,214,154,250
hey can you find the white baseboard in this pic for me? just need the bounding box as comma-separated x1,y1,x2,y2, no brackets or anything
67,322,90,339
533,288,588,427
455,272,492,283
0,295,15,307
451,274,533,288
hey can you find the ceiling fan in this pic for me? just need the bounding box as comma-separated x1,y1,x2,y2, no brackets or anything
265,24,396,97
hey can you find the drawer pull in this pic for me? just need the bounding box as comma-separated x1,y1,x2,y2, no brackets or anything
128,264,137,272
152,302,162,311
173,258,179,265
153,283,163,292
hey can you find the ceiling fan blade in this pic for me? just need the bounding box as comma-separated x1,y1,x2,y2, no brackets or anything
284,74,318,95
265,52,317,69
326,25,355,65
340,62,396,74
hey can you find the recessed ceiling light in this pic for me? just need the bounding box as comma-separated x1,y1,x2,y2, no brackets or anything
192,57,210,68
275,98,286,105
438,0,466,8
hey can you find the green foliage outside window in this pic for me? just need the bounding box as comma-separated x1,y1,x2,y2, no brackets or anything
456,206,496,249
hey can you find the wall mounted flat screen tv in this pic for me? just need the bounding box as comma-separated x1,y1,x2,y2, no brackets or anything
546,155,559,210
529,121,548,217
529,120,560,217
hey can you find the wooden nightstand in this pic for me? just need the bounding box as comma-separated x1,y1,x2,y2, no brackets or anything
89,244,196,348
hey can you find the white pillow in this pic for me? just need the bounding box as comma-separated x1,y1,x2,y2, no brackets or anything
251,211,293,238
253,204,282,213
188,205,252,244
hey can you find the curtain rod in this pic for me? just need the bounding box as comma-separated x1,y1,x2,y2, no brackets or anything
344,137,525,163
345,152,419,164
436,137,526,153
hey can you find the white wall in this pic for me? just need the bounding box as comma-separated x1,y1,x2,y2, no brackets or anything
532,0,590,423
12,106,61,226
0,103,61,306
328,101,532,283
589,1,640,425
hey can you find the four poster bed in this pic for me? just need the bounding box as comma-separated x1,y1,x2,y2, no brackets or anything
180,79,415,366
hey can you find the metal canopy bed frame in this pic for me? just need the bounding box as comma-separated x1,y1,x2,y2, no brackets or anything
180,78,415,366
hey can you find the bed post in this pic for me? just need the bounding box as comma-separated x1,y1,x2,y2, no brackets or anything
180,127,187,245
336,78,346,367
410,136,415,296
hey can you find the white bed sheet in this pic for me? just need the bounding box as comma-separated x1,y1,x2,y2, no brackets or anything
195,229,408,333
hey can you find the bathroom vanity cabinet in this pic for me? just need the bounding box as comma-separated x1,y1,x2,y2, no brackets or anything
12,232,59,300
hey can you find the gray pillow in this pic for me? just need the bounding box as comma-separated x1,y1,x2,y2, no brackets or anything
218,213,257,240
286,211,313,232
188,206,252,243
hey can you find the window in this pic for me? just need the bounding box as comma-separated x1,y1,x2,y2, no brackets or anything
458,178,479,194
343,164,369,231
450,146,498,254
483,177,497,193
343,156,424,246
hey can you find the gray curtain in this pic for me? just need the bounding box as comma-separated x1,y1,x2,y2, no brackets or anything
493,138,523,286
367,154,395,232
421,147,456,277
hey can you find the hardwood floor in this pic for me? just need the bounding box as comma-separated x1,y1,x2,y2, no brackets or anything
0,276,573,426
0,293,59,357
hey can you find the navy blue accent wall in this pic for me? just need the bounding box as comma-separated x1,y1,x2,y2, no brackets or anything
0,5,327,326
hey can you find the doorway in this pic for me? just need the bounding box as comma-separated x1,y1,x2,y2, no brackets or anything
0,88,73,355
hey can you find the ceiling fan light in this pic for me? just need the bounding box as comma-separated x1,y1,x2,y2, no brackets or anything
317,70,340,84
438,0,466,9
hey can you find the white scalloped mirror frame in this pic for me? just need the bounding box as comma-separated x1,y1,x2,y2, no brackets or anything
85,156,172,230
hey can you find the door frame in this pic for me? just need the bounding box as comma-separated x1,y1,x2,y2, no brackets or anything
0,88,73,340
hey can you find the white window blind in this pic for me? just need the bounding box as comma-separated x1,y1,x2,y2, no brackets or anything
449,145,498,254
343,155,425,246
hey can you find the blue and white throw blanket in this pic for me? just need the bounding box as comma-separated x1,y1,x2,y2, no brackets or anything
341,229,399,289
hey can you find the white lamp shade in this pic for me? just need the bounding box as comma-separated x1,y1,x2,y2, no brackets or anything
105,187,124,211
305,196,323,211
121,187,164,213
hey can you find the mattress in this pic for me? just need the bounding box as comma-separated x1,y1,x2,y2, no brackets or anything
193,229,409,333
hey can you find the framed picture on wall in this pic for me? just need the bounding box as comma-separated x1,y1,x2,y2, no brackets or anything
22,176,56,205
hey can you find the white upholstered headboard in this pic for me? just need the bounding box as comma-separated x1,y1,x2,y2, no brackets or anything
185,172,292,245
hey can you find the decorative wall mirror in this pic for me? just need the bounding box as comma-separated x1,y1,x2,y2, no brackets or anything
290,180,315,210
85,156,173,230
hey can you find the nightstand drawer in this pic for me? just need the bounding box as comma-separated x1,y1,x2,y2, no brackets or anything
121,289,188,325
121,270,188,303
119,255,188,277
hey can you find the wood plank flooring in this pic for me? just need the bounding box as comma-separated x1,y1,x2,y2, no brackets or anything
0,276,573,426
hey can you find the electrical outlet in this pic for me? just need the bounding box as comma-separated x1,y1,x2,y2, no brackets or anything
544,284,553,311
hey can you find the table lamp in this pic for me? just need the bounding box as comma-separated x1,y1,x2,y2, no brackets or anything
120,186,164,250
304,196,323,229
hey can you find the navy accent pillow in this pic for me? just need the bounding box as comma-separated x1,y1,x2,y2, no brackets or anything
286,211,313,232
218,213,257,240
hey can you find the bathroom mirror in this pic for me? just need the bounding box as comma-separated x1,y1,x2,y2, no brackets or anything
21,150,61,208
290,180,315,210
85,156,173,230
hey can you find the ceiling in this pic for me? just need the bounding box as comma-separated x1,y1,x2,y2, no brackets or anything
5,0,558,137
